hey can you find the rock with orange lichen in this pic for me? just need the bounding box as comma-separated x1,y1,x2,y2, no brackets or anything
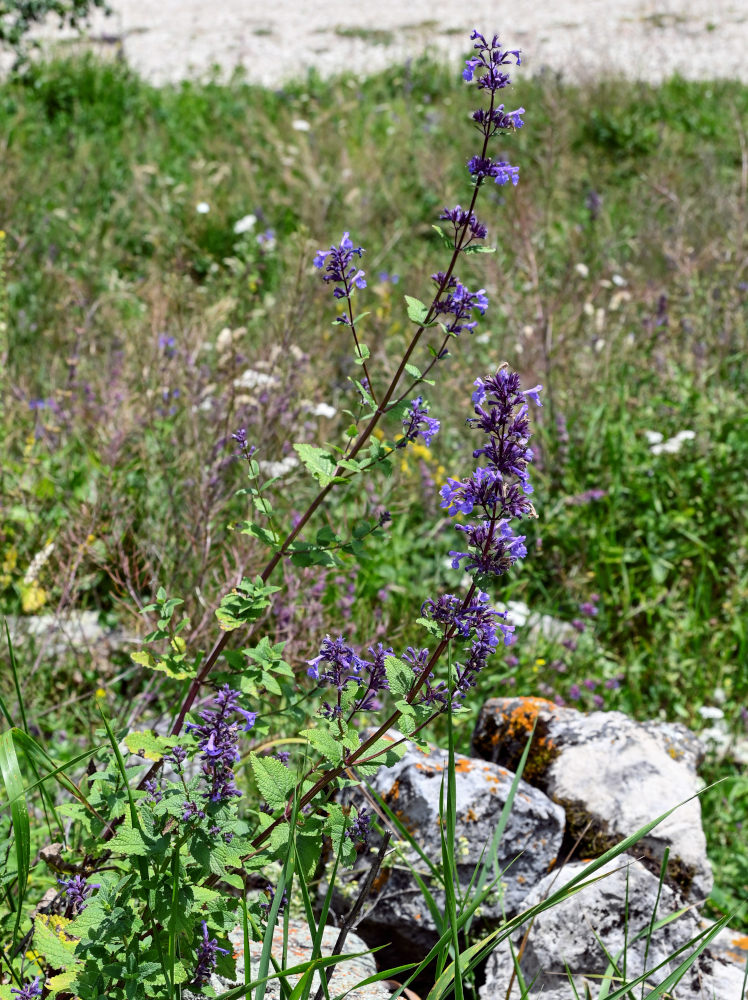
471,698,712,902
336,737,565,957
480,855,748,1000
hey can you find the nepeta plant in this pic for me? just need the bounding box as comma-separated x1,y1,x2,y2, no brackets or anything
1,29,541,999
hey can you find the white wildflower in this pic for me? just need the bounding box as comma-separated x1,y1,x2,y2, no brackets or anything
233,214,257,235
575,262,589,278
258,456,299,479
291,119,311,132
23,542,55,586
308,402,337,419
195,202,210,214
233,369,278,390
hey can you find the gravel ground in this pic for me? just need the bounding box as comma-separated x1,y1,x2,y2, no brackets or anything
7,0,748,85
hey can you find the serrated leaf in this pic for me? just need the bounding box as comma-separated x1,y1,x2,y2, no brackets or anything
123,731,179,762
353,343,370,364
385,655,414,698
239,521,280,547
130,650,195,681
293,443,338,487
46,969,80,997
250,753,297,807
33,913,78,970
300,727,344,764
110,825,150,857
404,295,429,325
404,363,423,379
416,616,444,639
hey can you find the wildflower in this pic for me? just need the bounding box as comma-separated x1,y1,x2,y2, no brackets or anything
431,272,489,335
467,155,519,186
185,685,256,804
569,684,582,701
347,806,371,849
441,367,540,577
11,978,42,999
292,118,311,131
144,779,162,804
439,205,488,244
579,601,598,617
256,227,276,248
195,202,210,214
403,645,450,708
233,213,257,234
399,396,440,447
313,232,366,310
58,874,100,914
260,883,288,918
307,635,365,692
192,921,229,986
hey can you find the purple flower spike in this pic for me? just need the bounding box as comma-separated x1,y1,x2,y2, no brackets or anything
314,232,366,309
399,396,440,447
192,920,229,987
11,978,42,999
442,366,541,579
58,874,100,915
185,685,255,804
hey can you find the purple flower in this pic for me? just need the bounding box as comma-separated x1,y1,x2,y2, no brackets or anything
571,618,586,633
11,978,42,999
144,778,162,804
439,205,488,244
307,635,365,693
579,601,598,617
314,232,366,313
403,646,449,708
399,396,440,447
440,367,540,578
58,874,100,914
593,694,605,708
467,156,519,186
185,686,255,804
347,806,371,849
569,684,582,701
432,273,489,335
260,883,288,918
463,32,521,95
192,920,229,986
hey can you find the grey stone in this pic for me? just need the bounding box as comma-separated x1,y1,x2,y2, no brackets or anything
339,738,565,957
472,698,712,901
185,921,392,1000
480,855,745,1000
6,610,135,658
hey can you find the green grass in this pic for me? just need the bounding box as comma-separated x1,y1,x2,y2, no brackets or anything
0,53,746,933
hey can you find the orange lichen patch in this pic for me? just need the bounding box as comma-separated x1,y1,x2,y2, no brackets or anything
386,779,401,801
464,808,478,823
517,875,526,884
730,935,748,950
454,757,474,774
372,867,392,893
414,913,422,921
473,696,560,784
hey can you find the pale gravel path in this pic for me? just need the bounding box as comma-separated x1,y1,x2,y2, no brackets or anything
11,0,748,85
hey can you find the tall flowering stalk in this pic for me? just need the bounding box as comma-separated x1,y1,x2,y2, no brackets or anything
128,27,530,857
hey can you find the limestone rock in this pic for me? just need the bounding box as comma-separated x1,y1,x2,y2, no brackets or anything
471,698,712,900
480,855,744,1000
340,739,565,956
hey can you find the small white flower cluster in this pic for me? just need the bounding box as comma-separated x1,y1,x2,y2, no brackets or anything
233,369,278,391
643,429,696,456
23,541,55,586
258,456,299,480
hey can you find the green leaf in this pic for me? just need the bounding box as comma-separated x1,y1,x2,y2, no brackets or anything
110,825,150,857
385,655,414,698
353,343,370,365
239,521,281,547
250,752,298,807
462,244,496,254
123,731,180,762
300,726,344,764
0,728,30,943
431,224,454,248
404,363,423,379
32,913,79,970
130,649,196,681
293,443,339,487
404,295,430,325
215,576,279,631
